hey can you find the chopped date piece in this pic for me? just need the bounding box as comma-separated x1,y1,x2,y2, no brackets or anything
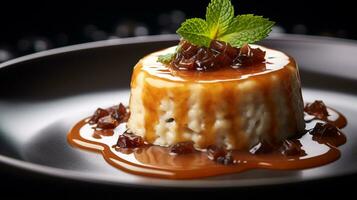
108,103,129,123
310,122,346,146
304,100,329,120
106,105,118,114
207,145,234,165
207,145,227,161
97,115,119,129
180,40,199,58
169,141,195,155
239,44,253,57
251,139,306,156
175,57,197,70
279,140,306,156
216,152,234,165
210,40,228,55
116,131,145,148
171,40,266,71
234,44,266,67
311,122,341,138
89,108,109,124
88,103,129,130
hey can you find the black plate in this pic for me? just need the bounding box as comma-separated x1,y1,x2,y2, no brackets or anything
1,34,357,189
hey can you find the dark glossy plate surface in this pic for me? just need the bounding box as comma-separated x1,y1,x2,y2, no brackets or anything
0,34,357,188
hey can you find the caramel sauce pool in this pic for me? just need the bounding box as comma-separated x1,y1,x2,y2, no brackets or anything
67,45,347,179
68,107,347,179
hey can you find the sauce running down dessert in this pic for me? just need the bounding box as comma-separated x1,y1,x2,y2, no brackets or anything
128,45,304,150
67,101,347,179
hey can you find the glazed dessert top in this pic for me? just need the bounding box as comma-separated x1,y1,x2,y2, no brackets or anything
137,0,280,83
136,44,293,83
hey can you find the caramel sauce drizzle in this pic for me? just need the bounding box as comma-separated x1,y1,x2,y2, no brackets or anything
142,81,162,143
131,45,302,149
173,85,189,143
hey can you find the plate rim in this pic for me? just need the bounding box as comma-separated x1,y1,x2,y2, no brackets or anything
0,34,356,188
2,33,357,71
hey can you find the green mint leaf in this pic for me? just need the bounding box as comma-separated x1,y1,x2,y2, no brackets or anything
219,14,275,47
157,53,175,64
206,0,234,38
176,0,275,47
176,18,211,47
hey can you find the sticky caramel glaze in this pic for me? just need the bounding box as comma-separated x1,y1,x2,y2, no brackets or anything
135,45,291,83
128,45,303,149
141,81,164,143
68,107,346,179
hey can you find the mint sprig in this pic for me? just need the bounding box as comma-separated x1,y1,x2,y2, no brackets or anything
206,0,234,38
176,18,211,47
220,14,275,47
157,53,175,64
177,0,275,48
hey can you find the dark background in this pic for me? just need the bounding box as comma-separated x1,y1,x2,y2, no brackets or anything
0,0,355,63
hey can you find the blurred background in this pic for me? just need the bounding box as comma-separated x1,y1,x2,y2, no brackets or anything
0,0,355,63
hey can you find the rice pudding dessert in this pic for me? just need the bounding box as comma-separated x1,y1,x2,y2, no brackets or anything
128,43,305,150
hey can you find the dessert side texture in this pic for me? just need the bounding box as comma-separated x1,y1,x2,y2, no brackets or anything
128,45,305,149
